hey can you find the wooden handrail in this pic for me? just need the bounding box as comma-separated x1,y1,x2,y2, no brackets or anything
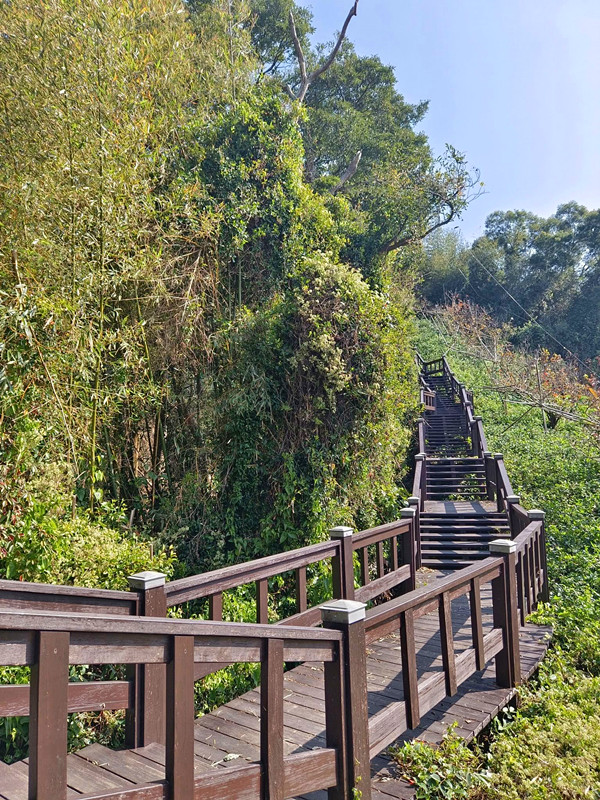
363,551,520,757
365,556,502,642
165,515,417,629
0,610,344,800
0,578,139,616
0,607,342,646
165,539,339,607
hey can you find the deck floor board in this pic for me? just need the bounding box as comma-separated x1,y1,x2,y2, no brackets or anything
0,576,550,800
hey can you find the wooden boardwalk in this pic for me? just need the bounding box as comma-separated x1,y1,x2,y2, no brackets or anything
0,355,552,800
0,581,550,800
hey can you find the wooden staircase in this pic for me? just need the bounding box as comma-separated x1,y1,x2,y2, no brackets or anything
417,359,511,570
0,354,551,800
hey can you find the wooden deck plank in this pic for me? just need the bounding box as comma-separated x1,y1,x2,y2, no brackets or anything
2,576,551,800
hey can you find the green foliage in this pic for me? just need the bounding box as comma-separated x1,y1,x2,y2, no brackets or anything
174,253,417,569
391,728,488,800
419,229,469,304
483,654,600,799
446,202,600,363
415,313,600,797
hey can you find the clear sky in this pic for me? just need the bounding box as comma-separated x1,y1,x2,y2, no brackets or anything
308,0,600,241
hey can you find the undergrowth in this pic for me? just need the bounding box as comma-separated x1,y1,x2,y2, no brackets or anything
399,313,600,798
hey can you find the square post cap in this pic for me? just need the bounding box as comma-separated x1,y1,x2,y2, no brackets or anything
489,539,517,555
483,451,492,458
320,599,366,625
473,415,483,421
529,509,546,520
506,495,521,504
415,453,427,461
128,571,166,591
407,496,420,506
400,508,416,518
494,453,504,460
330,525,353,539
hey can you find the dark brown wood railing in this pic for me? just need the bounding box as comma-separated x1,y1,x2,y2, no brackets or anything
0,357,549,800
0,610,346,800
0,517,418,753
164,518,416,626
364,551,518,756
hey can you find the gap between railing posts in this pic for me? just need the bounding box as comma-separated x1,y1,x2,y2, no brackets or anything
399,508,418,591
126,570,168,748
489,539,521,688
321,600,371,800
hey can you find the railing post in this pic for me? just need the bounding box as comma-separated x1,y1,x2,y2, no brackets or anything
400,508,417,592
483,451,495,501
464,400,472,430
494,454,505,511
261,638,285,800
29,630,70,800
489,539,521,688
471,416,483,456
331,526,355,601
408,496,421,569
506,495,521,538
417,418,426,454
127,571,167,747
415,453,427,508
166,635,195,800
529,510,549,602
321,600,371,800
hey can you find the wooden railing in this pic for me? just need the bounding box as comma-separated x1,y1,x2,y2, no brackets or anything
0,609,350,800
363,550,518,756
164,518,416,625
0,517,418,751
0,357,549,800
0,516,547,800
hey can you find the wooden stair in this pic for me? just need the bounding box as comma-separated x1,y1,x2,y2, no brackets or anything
419,370,510,569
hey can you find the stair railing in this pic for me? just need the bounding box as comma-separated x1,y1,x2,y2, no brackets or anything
0,608,355,800
364,548,522,757
419,375,436,411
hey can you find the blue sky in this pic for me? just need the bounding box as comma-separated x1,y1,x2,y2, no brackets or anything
308,0,600,241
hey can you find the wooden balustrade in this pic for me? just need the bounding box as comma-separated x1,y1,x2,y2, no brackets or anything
363,555,515,756
0,509,547,800
512,515,548,621
0,578,139,616
0,610,345,800
164,518,417,631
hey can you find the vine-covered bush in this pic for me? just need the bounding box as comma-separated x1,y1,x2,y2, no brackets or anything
173,253,417,569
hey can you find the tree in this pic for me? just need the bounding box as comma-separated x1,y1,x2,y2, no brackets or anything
420,229,468,304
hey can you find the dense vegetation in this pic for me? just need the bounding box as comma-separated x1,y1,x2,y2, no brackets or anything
0,0,475,585
420,203,600,366
393,308,600,799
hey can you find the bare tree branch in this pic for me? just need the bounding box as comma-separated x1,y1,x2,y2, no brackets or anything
288,1,359,103
288,10,307,89
333,149,362,193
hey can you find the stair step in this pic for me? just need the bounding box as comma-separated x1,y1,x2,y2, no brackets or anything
420,526,510,534
421,548,491,558
421,560,476,570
